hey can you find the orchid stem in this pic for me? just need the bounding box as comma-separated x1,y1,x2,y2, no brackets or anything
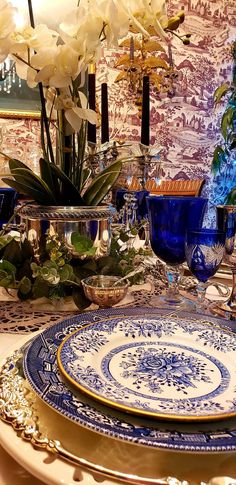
27,0,55,164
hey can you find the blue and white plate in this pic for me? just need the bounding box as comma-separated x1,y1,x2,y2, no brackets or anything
23,307,236,452
57,312,236,421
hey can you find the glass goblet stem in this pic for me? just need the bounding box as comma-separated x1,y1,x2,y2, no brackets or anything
165,265,183,303
227,267,236,311
196,281,207,306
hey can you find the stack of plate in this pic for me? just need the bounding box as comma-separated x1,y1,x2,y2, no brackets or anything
3,307,236,484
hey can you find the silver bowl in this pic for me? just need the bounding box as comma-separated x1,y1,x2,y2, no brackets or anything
81,275,129,308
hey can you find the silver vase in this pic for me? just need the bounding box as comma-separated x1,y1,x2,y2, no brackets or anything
19,204,116,261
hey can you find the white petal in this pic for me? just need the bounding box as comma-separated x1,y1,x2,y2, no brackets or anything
27,66,38,88
78,90,88,109
152,17,168,41
14,58,28,80
49,74,71,88
35,64,55,83
129,14,150,37
73,106,97,124
65,108,82,132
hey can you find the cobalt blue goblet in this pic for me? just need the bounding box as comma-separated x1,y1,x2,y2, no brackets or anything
147,196,208,308
185,228,226,309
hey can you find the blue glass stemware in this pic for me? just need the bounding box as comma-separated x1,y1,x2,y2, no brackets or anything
147,196,208,308
185,228,226,308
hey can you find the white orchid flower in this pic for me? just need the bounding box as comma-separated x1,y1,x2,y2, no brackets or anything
65,105,97,133
0,0,16,40
0,0,17,61
44,87,57,117
10,24,57,51
60,0,130,55
52,89,97,133
92,0,130,47
31,47,58,70
0,36,12,62
32,44,81,88
125,0,168,41
13,52,38,87
56,44,80,80
59,4,90,37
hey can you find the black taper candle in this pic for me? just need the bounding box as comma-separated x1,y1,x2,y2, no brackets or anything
87,73,96,144
101,82,109,144
141,75,150,146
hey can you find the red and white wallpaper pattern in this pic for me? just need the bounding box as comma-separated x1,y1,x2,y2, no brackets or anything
0,0,235,192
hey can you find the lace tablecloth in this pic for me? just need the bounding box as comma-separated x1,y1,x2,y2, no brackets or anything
0,264,231,334
0,281,166,334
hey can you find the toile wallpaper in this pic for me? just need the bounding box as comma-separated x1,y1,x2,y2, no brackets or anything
0,0,235,206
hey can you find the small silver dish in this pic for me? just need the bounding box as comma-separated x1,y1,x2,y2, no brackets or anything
81,275,129,308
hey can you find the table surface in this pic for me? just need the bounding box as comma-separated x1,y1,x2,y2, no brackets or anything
1,285,236,485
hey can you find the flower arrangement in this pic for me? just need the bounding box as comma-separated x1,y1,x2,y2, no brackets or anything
0,0,190,206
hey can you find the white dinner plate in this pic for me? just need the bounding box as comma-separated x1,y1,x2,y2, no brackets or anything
57,313,236,421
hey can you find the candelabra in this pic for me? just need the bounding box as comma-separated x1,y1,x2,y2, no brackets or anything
0,60,21,94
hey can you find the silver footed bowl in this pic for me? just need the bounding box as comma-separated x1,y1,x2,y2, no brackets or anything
81,275,129,308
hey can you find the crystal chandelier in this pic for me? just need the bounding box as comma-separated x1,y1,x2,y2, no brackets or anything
0,59,21,94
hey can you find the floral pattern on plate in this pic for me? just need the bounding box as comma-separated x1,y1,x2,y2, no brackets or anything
23,307,236,452
57,315,236,420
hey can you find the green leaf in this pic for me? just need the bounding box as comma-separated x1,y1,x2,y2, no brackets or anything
18,276,32,295
71,233,96,256
211,145,228,174
32,277,50,299
73,265,95,283
21,239,34,260
0,154,33,172
0,260,16,288
230,138,236,150
81,167,91,189
16,259,33,282
10,167,56,200
0,236,13,256
1,178,55,205
0,260,16,273
225,186,236,205
83,160,122,205
214,83,231,104
221,106,234,140
0,274,15,288
49,164,85,205
39,157,60,199
2,239,22,265
72,287,91,310
58,264,74,282
82,259,98,272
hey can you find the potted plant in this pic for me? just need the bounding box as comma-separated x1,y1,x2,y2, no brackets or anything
0,0,191,307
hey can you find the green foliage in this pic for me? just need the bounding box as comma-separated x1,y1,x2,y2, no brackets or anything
214,83,231,104
225,186,236,205
0,260,16,288
211,146,228,175
2,154,122,207
0,223,149,308
71,233,96,257
212,41,236,177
